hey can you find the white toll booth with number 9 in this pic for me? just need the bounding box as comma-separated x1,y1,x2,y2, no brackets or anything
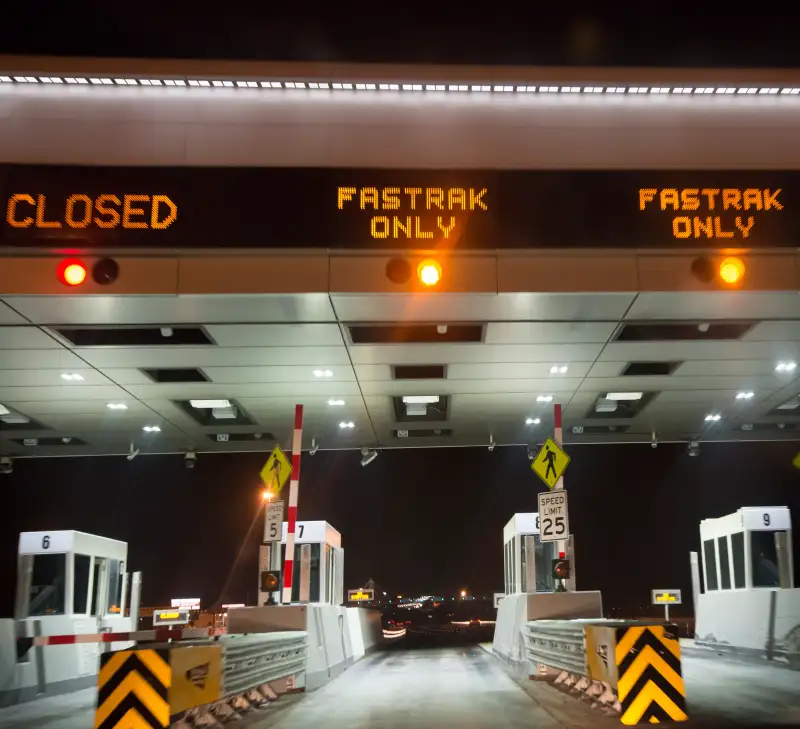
537,490,570,543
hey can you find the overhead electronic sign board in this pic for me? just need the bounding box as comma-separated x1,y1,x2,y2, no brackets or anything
1,165,794,250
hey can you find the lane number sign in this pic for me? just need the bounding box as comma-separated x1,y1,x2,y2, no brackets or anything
537,490,570,543
264,500,284,542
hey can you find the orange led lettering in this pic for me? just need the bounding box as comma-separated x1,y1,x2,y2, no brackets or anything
639,189,657,209
414,217,433,238
735,216,755,237
393,216,411,237
713,218,734,238
360,187,379,209
5,194,35,227
722,189,741,210
151,195,177,229
122,195,149,228
405,188,422,209
701,188,720,209
94,195,121,228
427,188,444,209
437,216,456,238
371,216,390,238
642,186,783,241
448,188,467,210
382,188,400,210
673,217,692,238
64,194,92,228
763,189,783,210
469,188,487,211
693,216,713,238
337,187,356,208
35,195,62,228
742,188,763,210
660,189,680,210
680,189,699,210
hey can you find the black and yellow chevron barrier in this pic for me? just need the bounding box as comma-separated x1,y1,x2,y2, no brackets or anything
615,625,687,725
95,649,171,729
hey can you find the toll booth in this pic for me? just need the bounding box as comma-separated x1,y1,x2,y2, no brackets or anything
281,521,343,605
502,513,557,594
4,530,136,704
694,507,799,660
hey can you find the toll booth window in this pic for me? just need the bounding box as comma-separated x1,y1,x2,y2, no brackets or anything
28,553,66,616
751,531,781,588
73,554,90,613
703,539,718,591
534,538,556,592
717,536,732,590
731,532,746,588
283,544,322,602
106,559,123,614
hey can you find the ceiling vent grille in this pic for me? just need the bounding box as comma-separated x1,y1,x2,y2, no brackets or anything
349,324,482,344
54,327,214,347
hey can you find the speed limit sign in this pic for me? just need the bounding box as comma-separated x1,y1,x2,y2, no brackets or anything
537,490,569,543
264,501,284,542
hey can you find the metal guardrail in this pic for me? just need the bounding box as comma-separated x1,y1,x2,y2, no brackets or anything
523,620,588,675
221,632,307,697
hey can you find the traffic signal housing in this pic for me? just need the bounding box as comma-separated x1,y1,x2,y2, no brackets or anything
552,558,571,581
260,570,281,592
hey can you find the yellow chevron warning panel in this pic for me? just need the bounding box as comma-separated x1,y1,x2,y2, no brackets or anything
95,649,171,729
168,645,222,714
615,625,688,725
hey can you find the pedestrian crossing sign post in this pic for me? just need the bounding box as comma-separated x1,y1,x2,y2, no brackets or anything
531,437,570,489
260,446,292,494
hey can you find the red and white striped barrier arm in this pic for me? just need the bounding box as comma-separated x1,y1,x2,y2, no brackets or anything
282,404,304,604
19,627,220,648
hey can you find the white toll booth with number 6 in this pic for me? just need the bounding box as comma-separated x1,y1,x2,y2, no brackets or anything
537,490,570,543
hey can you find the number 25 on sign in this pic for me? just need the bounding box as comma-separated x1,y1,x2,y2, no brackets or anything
538,490,570,543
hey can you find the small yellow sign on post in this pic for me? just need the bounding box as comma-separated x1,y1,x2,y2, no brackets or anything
531,437,570,490
260,446,292,493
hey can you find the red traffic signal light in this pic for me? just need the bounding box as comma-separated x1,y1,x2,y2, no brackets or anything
552,558,571,580
57,259,88,287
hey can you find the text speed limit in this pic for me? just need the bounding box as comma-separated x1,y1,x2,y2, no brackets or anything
537,490,570,542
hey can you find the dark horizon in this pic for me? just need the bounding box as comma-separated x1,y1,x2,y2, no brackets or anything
1,441,798,617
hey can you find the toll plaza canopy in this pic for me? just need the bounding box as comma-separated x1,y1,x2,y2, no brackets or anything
2,56,800,458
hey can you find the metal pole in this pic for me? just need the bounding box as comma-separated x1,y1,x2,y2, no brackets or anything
282,404,304,604
665,604,669,622
553,403,570,589
129,571,142,631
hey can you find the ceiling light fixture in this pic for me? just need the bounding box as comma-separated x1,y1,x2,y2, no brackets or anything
704,413,721,422
106,403,128,410
606,392,644,401
549,365,569,375
536,395,553,402
775,361,797,373
60,373,85,381
735,391,754,400
189,399,231,408
402,395,440,404
328,399,345,406
525,417,541,425
143,425,161,432
339,421,355,429
313,369,333,378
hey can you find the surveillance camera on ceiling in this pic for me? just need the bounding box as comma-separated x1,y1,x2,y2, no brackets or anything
184,451,197,469
309,438,319,455
126,442,140,461
651,431,658,449
0,457,12,475
488,434,495,452
360,447,378,467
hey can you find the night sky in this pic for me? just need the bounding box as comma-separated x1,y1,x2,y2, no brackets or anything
1,442,799,617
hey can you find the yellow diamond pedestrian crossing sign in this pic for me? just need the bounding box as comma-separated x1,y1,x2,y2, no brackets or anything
260,446,292,494
531,437,570,490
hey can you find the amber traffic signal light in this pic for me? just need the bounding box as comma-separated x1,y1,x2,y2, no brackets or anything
260,570,281,592
691,255,746,286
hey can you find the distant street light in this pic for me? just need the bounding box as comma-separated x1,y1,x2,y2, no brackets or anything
460,589,467,598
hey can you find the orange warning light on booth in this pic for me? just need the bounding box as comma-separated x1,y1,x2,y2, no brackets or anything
417,260,441,286
719,257,746,285
57,259,87,287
